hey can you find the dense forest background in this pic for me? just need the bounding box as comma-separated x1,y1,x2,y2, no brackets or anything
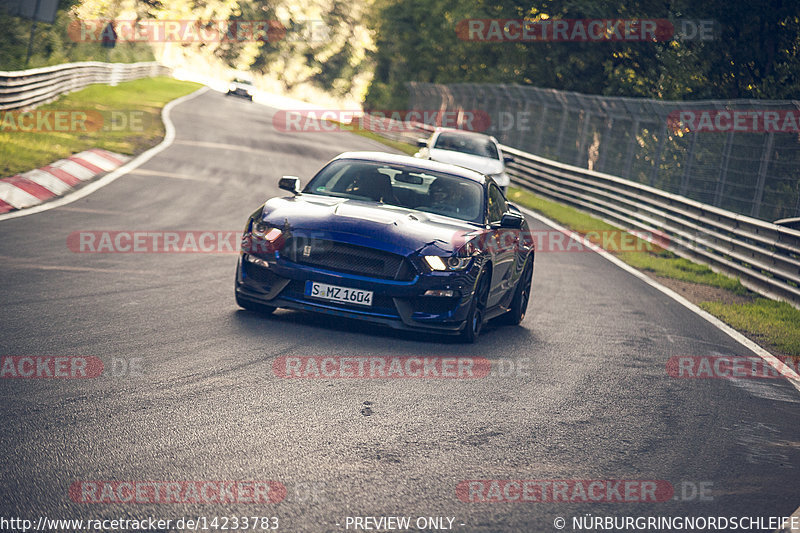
1,0,798,107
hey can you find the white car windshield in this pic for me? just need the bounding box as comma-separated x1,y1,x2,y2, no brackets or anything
433,132,499,159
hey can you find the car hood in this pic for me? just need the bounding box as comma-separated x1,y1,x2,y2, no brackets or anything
261,194,483,256
428,148,504,175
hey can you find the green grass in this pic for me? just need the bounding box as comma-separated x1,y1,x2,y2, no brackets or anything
332,122,419,156
701,299,800,354
1,77,202,176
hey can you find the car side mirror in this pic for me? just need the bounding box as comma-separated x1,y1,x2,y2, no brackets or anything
417,138,428,148
503,155,515,164
279,176,301,195
500,211,524,229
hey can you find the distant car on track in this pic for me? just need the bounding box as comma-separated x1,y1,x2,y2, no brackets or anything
235,152,534,342
226,78,255,101
415,128,514,192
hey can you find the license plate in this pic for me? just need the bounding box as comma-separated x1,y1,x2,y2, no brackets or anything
305,281,373,307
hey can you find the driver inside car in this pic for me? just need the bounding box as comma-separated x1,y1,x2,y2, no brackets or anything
428,178,473,217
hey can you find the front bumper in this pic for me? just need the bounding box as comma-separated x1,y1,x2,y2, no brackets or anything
235,252,481,333
227,88,253,99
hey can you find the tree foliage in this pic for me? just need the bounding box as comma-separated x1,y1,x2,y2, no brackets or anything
364,0,800,108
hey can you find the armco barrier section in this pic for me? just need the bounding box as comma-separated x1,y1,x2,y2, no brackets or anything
0,61,169,110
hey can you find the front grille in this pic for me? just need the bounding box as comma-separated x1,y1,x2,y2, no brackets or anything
283,237,415,280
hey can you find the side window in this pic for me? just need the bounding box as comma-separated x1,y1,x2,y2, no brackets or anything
488,184,507,223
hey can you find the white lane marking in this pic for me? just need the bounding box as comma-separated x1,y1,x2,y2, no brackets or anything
59,206,119,215
0,86,209,222
0,255,152,274
0,181,41,208
127,168,215,182
173,139,271,155
519,206,800,394
20,169,72,195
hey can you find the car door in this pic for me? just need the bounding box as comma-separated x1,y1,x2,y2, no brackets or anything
485,182,516,308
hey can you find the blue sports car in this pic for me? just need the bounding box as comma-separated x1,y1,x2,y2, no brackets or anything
235,152,534,342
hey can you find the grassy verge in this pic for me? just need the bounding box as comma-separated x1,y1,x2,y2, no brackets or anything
1,77,202,177
358,132,800,356
701,299,800,354
330,121,419,156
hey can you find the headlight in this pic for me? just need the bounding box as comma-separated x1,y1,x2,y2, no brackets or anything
228,83,237,92
244,219,284,253
246,88,254,95
424,255,472,271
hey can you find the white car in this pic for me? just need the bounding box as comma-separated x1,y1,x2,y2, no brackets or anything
415,129,513,192
226,78,255,101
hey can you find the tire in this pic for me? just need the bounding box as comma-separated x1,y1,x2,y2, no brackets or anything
461,271,489,343
235,291,276,315
502,257,533,325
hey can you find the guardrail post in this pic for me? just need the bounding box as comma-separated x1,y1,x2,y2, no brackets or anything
679,132,698,196
575,111,592,167
713,131,734,208
533,106,549,155
553,101,569,161
751,131,774,218
623,118,640,180
596,117,614,173
649,121,669,187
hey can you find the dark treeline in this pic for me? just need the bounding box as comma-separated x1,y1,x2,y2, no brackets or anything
0,0,156,70
364,0,800,108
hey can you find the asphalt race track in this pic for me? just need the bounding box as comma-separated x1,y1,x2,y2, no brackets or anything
1,89,798,532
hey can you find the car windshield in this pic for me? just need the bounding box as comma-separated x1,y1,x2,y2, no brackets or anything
233,79,253,85
304,159,484,223
433,132,499,159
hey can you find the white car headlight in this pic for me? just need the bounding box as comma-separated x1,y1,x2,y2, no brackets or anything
228,83,237,92
424,255,472,271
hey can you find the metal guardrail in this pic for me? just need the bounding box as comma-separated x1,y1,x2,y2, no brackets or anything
0,61,169,110
365,116,800,307
502,146,800,307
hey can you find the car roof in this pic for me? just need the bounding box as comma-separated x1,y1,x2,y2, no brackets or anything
332,151,488,184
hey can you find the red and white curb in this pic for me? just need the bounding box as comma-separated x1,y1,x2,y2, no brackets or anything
0,149,130,214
